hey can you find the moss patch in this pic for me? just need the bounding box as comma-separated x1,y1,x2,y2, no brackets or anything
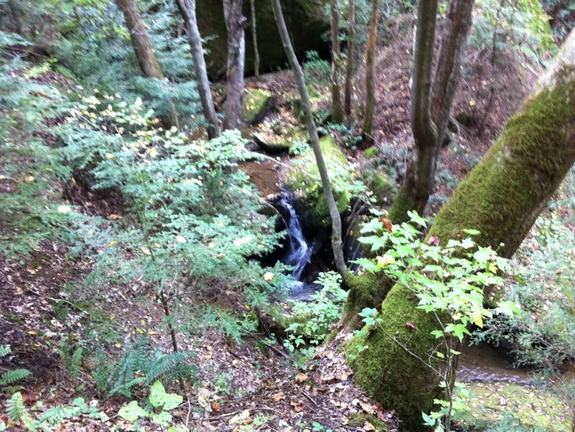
343,272,392,327
242,88,273,124
284,135,356,229
455,382,571,431
253,128,308,154
348,413,389,431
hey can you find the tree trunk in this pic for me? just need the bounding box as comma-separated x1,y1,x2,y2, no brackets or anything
271,0,347,277
361,0,378,145
330,0,343,124
249,0,260,79
223,0,246,130
344,0,356,123
116,0,177,129
347,30,575,431
175,0,221,139
388,0,475,223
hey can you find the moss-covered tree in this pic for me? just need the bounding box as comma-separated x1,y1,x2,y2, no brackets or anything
330,0,343,123
347,29,575,431
344,0,356,123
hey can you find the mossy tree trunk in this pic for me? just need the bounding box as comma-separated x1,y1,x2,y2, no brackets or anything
271,0,347,277
388,0,475,223
115,0,177,129
344,0,356,123
330,0,343,124
361,0,378,145
175,0,222,139
223,0,247,130
347,29,575,431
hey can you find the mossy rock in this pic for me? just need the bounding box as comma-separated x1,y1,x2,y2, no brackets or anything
253,128,308,154
455,382,571,431
242,88,274,125
364,146,379,159
196,0,329,77
343,272,393,327
284,136,353,230
291,86,329,124
360,168,393,206
347,413,389,431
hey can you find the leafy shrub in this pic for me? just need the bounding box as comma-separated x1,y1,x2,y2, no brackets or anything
284,272,347,352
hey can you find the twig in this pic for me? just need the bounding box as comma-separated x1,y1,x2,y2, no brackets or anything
301,390,318,406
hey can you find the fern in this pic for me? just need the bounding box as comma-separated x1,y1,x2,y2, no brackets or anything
6,393,34,428
0,369,31,386
60,346,83,379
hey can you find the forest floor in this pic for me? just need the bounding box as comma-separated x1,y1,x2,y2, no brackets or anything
2,25,571,432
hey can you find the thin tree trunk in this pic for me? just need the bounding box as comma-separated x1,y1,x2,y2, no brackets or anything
116,0,177,129
344,0,356,122
116,0,164,79
271,0,347,276
250,0,260,79
388,0,475,223
348,29,575,431
330,0,343,123
175,0,221,139
223,0,246,130
361,0,378,145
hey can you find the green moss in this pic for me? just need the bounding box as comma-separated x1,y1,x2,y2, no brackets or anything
284,135,354,228
456,382,571,431
346,282,446,431
428,72,575,257
364,146,378,159
343,272,392,327
348,413,389,431
242,88,273,124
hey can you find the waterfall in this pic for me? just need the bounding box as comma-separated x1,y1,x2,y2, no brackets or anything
276,193,313,282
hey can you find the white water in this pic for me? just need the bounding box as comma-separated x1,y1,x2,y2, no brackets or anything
276,193,314,282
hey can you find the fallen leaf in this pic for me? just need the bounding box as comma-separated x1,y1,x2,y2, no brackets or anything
210,401,221,413
405,322,416,331
295,373,308,383
359,399,377,415
427,235,440,246
379,217,393,233
271,392,284,402
290,401,304,412
363,421,376,431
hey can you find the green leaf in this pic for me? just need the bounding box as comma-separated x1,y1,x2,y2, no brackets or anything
118,401,148,422
152,411,172,427
462,228,481,236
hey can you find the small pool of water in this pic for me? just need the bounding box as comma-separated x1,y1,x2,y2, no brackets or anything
457,342,533,384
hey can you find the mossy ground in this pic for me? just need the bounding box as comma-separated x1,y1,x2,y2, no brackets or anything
455,382,572,431
242,88,273,124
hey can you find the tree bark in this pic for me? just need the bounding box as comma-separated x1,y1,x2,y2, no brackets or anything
361,0,378,145
249,0,260,79
388,0,475,223
330,0,343,123
347,29,575,431
344,0,356,123
223,0,246,130
175,0,221,139
116,0,177,129
271,0,347,277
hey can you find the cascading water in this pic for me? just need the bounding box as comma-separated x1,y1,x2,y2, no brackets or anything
275,192,314,286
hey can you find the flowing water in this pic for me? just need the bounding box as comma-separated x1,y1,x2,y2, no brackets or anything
274,193,318,300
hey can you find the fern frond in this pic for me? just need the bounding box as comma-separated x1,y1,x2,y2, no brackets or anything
7,392,34,427
0,345,11,357
144,350,196,385
0,369,31,386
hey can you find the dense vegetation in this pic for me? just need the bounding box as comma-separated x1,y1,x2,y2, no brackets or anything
1,1,575,431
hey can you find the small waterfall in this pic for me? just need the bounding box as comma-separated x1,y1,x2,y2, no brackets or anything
275,193,313,282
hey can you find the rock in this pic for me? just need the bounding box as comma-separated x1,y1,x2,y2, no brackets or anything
242,88,274,125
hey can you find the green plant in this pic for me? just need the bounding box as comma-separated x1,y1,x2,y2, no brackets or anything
353,211,517,430
93,336,197,398
283,272,347,354
118,380,185,429
0,345,31,388
303,50,331,88
6,394,107,431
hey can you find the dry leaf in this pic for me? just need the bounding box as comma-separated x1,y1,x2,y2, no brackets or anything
295,373,308,383
290,401,304,412
210,401,221,413
359,399,377,415
427,235,441,246
363,421,376,431
271,392,284,402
